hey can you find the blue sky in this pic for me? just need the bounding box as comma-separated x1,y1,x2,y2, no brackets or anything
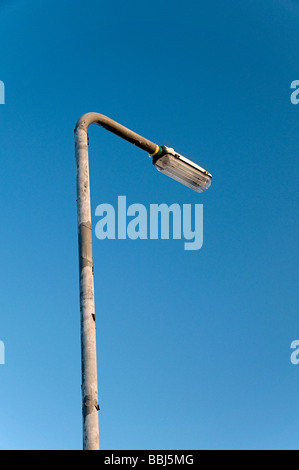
0,0,298,450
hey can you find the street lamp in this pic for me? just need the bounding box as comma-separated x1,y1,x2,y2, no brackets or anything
74,112,212,450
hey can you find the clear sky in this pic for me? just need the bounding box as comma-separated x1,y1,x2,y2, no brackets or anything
0,0,298,450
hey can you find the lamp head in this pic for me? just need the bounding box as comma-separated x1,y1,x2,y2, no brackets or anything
153,146,212,193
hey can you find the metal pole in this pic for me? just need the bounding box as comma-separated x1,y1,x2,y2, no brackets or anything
75,125,99,450
75,113,158,450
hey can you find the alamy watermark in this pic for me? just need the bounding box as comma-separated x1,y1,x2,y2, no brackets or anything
290,80,299,105
95,196,204,251
290,340,299,365
0,341,5,365
0,81,5,104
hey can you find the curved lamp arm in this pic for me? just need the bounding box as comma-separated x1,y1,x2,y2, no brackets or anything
75,112,160,155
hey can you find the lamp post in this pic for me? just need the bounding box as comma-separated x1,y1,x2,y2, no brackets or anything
74,113,212,450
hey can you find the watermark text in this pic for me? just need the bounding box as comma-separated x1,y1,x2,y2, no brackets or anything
0,81,5,105
291,80,299,105
0,341,5,365
290,340,299,365
95,196,204,251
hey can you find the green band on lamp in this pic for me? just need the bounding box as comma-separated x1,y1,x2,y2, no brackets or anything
151,145,162,156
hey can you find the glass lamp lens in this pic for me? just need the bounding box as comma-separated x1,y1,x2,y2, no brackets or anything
154,153,212,193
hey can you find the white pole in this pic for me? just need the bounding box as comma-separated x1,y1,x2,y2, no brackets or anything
75,126,100,451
